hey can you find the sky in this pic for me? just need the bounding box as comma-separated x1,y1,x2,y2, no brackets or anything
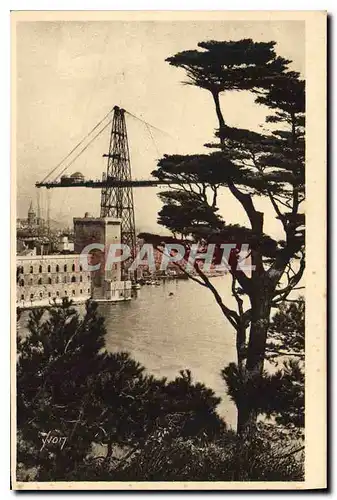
16,19,305,238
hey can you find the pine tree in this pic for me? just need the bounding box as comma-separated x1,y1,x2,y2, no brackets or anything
264,297,305,428
141,39,305,441
17,299,108,479
17,299,226,480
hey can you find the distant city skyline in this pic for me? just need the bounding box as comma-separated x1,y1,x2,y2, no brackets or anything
16,20,304,237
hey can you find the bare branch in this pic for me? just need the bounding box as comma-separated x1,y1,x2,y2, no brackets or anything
155,245,207,288
272,253,305,303
231,273,244,318
193,263,240,330
273,195,293,210
266,350,305,359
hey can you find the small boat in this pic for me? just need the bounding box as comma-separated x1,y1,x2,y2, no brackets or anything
132,283,141,290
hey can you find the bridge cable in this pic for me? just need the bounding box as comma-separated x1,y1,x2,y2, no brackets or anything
41,109,113,183
53,119,112,182
145,123,160,158
125,110,173,139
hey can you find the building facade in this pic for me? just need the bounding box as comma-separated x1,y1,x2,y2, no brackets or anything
16,215,132,309
16,254,91,308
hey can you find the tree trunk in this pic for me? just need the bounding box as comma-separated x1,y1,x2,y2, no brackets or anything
236,322,246,372
212,91,225,132
233,289,272,480
237,287,272,440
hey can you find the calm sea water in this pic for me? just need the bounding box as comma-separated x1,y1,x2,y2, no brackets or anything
98,277,238,427
19,277,238,428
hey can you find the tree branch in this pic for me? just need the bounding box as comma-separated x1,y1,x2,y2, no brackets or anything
155,245,207,287
231,274,244,318
193,263,239,330
272,256,305,303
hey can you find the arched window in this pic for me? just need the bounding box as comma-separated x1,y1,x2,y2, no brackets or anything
39,292,43,298
64,290,67,296
87,289,90,294
48,277,52,284
80,265,83,271
30,293,34,300
64,264,67,272
80,289,83,294
55,276,59,284
72,263,75,272
72,290,76,295
21,294,24,301
20,279,24,287
38,278,42,285
71,276,76,283
56,291,59,297
39,265,42,273
56,265,59,273
48,292,51,297
30,266,33,274
47,265,51,273
80,276,83,282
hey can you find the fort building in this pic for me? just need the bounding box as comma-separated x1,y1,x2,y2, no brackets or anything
16,254,91,308
16,214,131,309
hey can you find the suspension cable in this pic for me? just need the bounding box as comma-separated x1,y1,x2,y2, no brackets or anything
53,119,112,182
41,109,113,183
145,123,160,157
39,107,170,186
125,110,173,139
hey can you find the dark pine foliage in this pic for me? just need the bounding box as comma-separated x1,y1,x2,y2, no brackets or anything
16,37,306,482
223,297,305,428
17,299,225,481
140,38,305,442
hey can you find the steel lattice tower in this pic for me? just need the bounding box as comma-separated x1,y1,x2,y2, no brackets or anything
100,106,136,260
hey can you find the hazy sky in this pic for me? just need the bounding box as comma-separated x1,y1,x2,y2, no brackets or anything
16,20,305,237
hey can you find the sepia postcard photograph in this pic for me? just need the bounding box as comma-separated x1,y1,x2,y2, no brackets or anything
11,10,327,490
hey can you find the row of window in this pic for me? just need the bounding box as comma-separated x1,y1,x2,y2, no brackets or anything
20,289,91,301
17,263,84,274
18,275,90,286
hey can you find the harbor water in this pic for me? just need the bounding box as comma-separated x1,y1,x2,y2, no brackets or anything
19,276,238,428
